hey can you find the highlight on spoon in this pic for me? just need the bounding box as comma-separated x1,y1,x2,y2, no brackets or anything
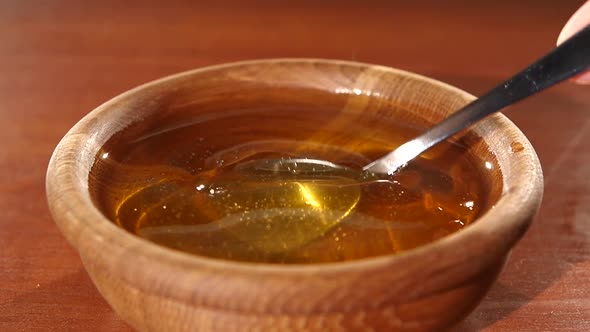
234,157,349,175
363,139,426,175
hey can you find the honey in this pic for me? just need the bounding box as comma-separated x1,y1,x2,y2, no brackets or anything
89,105,488,264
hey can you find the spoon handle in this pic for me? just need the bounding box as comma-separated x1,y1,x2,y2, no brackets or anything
366,24,590,174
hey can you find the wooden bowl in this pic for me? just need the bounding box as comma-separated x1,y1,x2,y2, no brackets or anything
46,59,543,331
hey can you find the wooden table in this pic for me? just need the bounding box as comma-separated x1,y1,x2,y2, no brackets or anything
1,1,588,331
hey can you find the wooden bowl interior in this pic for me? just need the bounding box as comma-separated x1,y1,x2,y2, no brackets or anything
88,61,503,217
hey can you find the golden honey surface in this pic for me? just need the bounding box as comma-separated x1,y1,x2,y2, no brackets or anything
90,106,486,263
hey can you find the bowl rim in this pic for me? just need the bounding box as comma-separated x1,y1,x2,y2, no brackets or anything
46,58,544,277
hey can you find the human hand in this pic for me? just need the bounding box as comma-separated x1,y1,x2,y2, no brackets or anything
558,1,590,84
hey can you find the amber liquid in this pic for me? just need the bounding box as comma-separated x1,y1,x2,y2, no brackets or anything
90,105,488,264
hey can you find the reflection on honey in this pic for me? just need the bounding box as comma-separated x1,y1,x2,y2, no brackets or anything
89,106,487,264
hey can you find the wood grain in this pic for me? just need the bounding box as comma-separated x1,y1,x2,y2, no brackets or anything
1,1,588,331
45,58,542,332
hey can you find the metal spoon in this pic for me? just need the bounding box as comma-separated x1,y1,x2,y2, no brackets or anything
240,25,590,176
364,24,590,174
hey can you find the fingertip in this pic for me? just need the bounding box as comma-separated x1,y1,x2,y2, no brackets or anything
558,2,590,85
557,1,590,45
573,72,590,85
